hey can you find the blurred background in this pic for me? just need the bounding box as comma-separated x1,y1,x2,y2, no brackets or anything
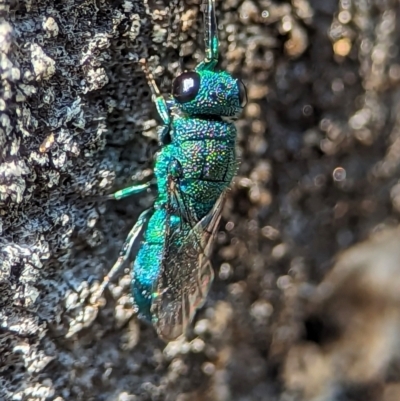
1,0,400,400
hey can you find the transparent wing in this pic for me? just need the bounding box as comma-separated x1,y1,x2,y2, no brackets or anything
152,182,226,341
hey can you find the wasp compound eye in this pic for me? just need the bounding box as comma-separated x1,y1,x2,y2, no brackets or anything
172,72,200,103
237,79,247,107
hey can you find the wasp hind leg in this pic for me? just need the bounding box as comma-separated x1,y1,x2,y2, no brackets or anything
91,208,153,303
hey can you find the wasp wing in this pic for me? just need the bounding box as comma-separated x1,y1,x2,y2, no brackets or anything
151,183,226,341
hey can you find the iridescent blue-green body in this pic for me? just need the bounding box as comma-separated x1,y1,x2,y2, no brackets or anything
98,0,247,341
133,116,238,331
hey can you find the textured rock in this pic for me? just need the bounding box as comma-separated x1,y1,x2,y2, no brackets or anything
2,0,400,400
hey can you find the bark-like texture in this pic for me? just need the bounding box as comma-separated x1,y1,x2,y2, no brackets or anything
2,0,400,400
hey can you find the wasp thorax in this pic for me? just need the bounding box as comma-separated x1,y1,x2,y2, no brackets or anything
172,70,247,118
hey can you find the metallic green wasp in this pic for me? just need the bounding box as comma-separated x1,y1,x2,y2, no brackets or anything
95,0,247,341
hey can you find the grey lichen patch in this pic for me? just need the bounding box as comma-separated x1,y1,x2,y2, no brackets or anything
0,159,29,203
80,33,111,93
125,13,142,42
0,20,13,53
29,43,56,81
42,16,59,38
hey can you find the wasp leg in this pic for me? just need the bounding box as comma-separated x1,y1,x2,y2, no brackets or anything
140,59,172,144
197,0,219,71
92,208,153,302
84,182,152,204
105,182,151,201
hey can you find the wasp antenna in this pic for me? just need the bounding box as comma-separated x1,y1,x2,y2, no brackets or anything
140,58,162,98
201,0,219,67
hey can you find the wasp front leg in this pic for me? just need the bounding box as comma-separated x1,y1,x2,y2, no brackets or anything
140,59,173,146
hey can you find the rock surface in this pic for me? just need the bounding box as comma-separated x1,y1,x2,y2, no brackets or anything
1,0,400,400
